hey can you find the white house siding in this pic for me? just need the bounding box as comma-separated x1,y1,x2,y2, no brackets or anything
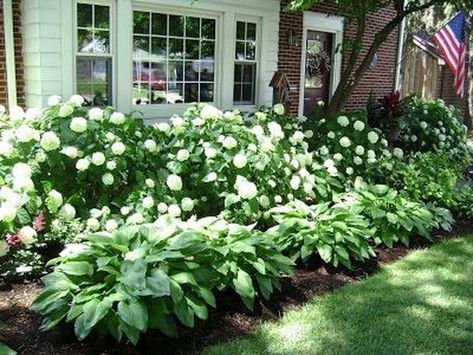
21,0,280,119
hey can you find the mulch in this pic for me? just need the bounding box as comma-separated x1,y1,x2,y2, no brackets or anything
1,220,472,355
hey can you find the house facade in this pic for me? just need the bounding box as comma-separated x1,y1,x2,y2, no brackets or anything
0,0,403,120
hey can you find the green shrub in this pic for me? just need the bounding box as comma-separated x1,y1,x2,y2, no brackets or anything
398,96,471,160
269,200,375,268
336,184,453,248
31,216,293,343
385,152,465,210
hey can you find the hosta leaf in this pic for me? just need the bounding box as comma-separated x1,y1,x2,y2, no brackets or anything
147,300,177,337
197,287,216,308
146,269,171,297
117,299,148,332
119,260,147,290
120,320,140,345
232,269,255,310
173,298,194,328
171,272,197,286
187,296,208,320
57,261,94,277
316,244,332,263
83,298,113,329
40,305,68,331
169,279,184,303
74,314,93,341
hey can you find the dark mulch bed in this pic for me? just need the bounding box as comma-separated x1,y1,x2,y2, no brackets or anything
1,220,473,355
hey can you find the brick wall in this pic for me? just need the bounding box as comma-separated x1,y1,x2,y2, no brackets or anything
279,0,400,115
0,0,25,108
436,65,468,116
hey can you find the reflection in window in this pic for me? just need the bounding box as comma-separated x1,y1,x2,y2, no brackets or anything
132,11,216,105
234,21,257,105
76,3,112,106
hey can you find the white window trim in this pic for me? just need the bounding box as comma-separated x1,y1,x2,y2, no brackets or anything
129,3,222,119
299,12,344,117
233,15,261,111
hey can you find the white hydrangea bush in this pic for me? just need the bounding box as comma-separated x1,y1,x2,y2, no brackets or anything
305,113,404,184
397,96,472,160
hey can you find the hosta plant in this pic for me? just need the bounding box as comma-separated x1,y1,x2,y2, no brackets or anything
336,184,452,248
269,200,375,268
32,216,292,343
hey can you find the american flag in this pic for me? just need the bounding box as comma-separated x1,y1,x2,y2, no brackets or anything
433,12,467,98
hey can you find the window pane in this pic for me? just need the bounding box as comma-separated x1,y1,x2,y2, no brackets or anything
202,19,215,39
185,83,199,103
150,62,166,83
169,15,184,37
95,5,110,29
247,23,256,41
200,83,214,102
152,13,167,35
234,64,243,83
242,64,254,83
200,61,214,81
233,84,241,102
133,82,151,105
94,30,110,53
78,29,93,52
246,41,256,60
201,40,215,59
186,17,200,38
169,38,184,59
242,84,253,102
236,22,245,40
168,83,184,104
133,61,149,83
235,41,245,60
185,39,199,59
168,61,184,81
77,3,92,28
151,37,167,59
133,36,150,60
134,11,150,34
185,61,199,81
76,58,112,106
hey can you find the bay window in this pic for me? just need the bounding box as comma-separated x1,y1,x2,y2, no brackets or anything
132,11,216,105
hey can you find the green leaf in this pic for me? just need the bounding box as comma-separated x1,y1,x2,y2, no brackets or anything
232,269,255,310
40,305,68,331
57,262,94,277
171,272,197,286
147,300,177,337
173,298,194,327
119,260,147,291
83,298,113,329
146,269,171,297
187,297,208,320
170,279,184,303
316,244,332,263
117,299,148,332
74,314,93,341
197,287,216,308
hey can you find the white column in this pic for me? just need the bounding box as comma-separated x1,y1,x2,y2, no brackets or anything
115,0,133,113
220,10,235,110
3,0,17,108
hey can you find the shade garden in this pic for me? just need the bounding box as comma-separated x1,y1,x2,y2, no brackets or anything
0,94,472,351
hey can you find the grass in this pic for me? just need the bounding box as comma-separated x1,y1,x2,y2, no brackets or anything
204,236,473,355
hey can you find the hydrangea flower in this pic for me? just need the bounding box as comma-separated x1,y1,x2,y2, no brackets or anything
157,203,168,214
60,204,76,221
304,130,314,139
0,204,16,222
223,136,237,149
367,150,376,159
145,179,155,188
59,104,74,117
273,103,285,115
233,154,247,169
354,156,363,165
111,142,126,156
337,116,350,127
92,152,106,166
205,147,217,159
110,112,125,125
87,218,100,231
61,146,79,159
144,139,157,153
69,94,84,107
354,120,365,131
102,173,114,185
105,219,118,232
205,172,217,182
12,163,32,178
393,148,404,159
142,196,154,209
339,136,351,148
16,126,38,143
333,153,343,161
268,122,284,139
48,95,62,106
167,174,183,191
121,206,131,216
10,106,25,121
168,204,182,217
181,197,194,212
40,132,60,151
76,158,90,171
156,122,171,134
70,117,88,133
327,131,336,139
346,167,354,175
290,175,301,190
176,149,190,162
367,131,379,144
235,176,258,200
200,105,221,119
89,108,104,121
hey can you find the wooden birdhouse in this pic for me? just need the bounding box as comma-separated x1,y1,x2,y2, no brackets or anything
269,71,291,113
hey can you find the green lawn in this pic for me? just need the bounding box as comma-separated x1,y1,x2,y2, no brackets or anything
205,236,473,355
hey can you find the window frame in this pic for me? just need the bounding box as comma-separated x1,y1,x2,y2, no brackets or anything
73,0,116,107
131,3,222,119
233,15,261,110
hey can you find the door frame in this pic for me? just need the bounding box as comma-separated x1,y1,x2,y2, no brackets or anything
299,12,344,117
